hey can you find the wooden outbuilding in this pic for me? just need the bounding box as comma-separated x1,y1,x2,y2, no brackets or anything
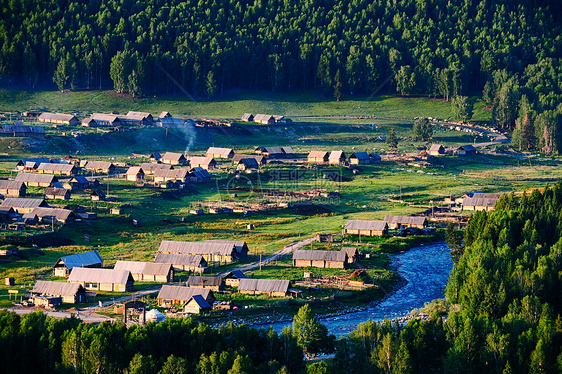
126,167,145,182
15,173,57,187
462,197,499,211
153,253,207,272
44,187,71,200
454,145,477,155
206,147,234,159
342,247,358,264
157,285,215,307
83,161,115,174
206,240,249,260
329,150,347,165
292,249,347,269
38,112,79,126
189,157,216,170
161,152,187,165
63,176,91,190
241,113,254,122
238,279,290,297
349,152,371,165
183,295,212,314
307,151,329,163
186,276,225,292
149,153,162,162
53,250,104,277
37,163,76,176
140,162,172,175
30,280,86,304
158,240,238,263
344,220,388,236
68,268,134,292
384,215,428,229
188,167,212,183
232,154,265,165
24,207,75,224
429,144,446,156
253,114,275,125
89,113,121,126
153,168,188,184
236,158,259,171
0,180,26,197
114,261,174,282
220,270,247,287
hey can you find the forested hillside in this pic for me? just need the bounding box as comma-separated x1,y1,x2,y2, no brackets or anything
1,0,562,144
333,184,562,373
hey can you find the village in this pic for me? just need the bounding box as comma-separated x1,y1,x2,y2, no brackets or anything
0,108,513,324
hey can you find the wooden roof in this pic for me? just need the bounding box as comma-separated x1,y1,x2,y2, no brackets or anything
345,220,388,231
241,113,254,120
206,240,247,253
1,197,46,209
127,111,152,118
384,215,427,226
162,152,186,162
231,154,264,163
293,249,347,262
154,253,206,267
44,188,70,197
349,152,370,160
237,158,259,167
462,197,498,208
471,193,502,199
429,144,445,151
15,173,56,184
37,163,75,172
140,163,172,171
329,150,346,160
254,114,275,122
126,166,144,175
188,295,211,309
84,161,114,170
0,180,25,190
91,113,120,122
189,157,214,166
342,247,358,257
187,276,223,287
68,268,132,284
114,261,172,276
206,147,233,156
308,151,329,158
158,240,236,256
31,280,84,297
38,112,77,122
220,270,247,279
157,285,211,301
238,279,290,293
153,169,188,179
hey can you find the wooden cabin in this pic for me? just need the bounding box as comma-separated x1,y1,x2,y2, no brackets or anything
1,198,48,213
429,144,446,156
30,281,86,304
0,180,26,197
292,249,347,269
329,150,346,165
344,220,388,236
307,151,329,163
186,276,225,292
37,163,76,176
44,187,71,200
114,261,174,282
349,152,371,165
189,157,216,170
157,285,215,307
15,173,57,187
153,253,207,273
158,240,238,263
206,147,234,159
384,215,428,229
238,279,290,297
183,295,212,314
220,270,247,287
126,167,145,182
38,113,79,126
68,268,134,292
53,250,104,277
161,152,187,165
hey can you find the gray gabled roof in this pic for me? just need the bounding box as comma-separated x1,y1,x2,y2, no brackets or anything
462,197,498,208
114,261,172,276
345,220,388,231
84,161,114,170
254,114,275,122
264,147,283,155
429,144,445,151
238,158,258,167
342,247,358,257
158,240,236,256
153,169,188,179
157,285,211,301
91,113,120,123
220,270,247,279
126,166,144,175
68,268,132,284
205,240,247,253
384,215,428,226
0,180,25,190
471,193,501,200
37,163,75,172
70,176,89,184
292,249,347,262
15,173,56,184
238,279,290,293
1,198,46,209
44,187,70,197
281,146,295,154
58,250,103,270
25,207,73,221
31,280,83,297
189,167,211,179
187,276,223,287
140,163,172,171
154,253,206,267
231,155,264,164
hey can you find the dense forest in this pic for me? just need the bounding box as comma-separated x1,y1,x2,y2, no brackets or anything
1,0,562,152
3,184,562,373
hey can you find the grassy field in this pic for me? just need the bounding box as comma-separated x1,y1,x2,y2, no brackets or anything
0,88,558,316
0,88,491,122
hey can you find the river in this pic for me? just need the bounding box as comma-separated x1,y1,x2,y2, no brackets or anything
257,242,453,337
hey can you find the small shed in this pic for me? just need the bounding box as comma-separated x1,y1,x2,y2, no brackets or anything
44,187,71,200
183,295,212,314
220,270,247,287
429,144,446,156
186,276,225,292
253,114,275,125
349,152,371,165
307,151,329,163
342,247,358,264
236,158,259,171
455,145,477,155
0,180,26,197
91,190,106,201
329,150,347,165
126,167,145,182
